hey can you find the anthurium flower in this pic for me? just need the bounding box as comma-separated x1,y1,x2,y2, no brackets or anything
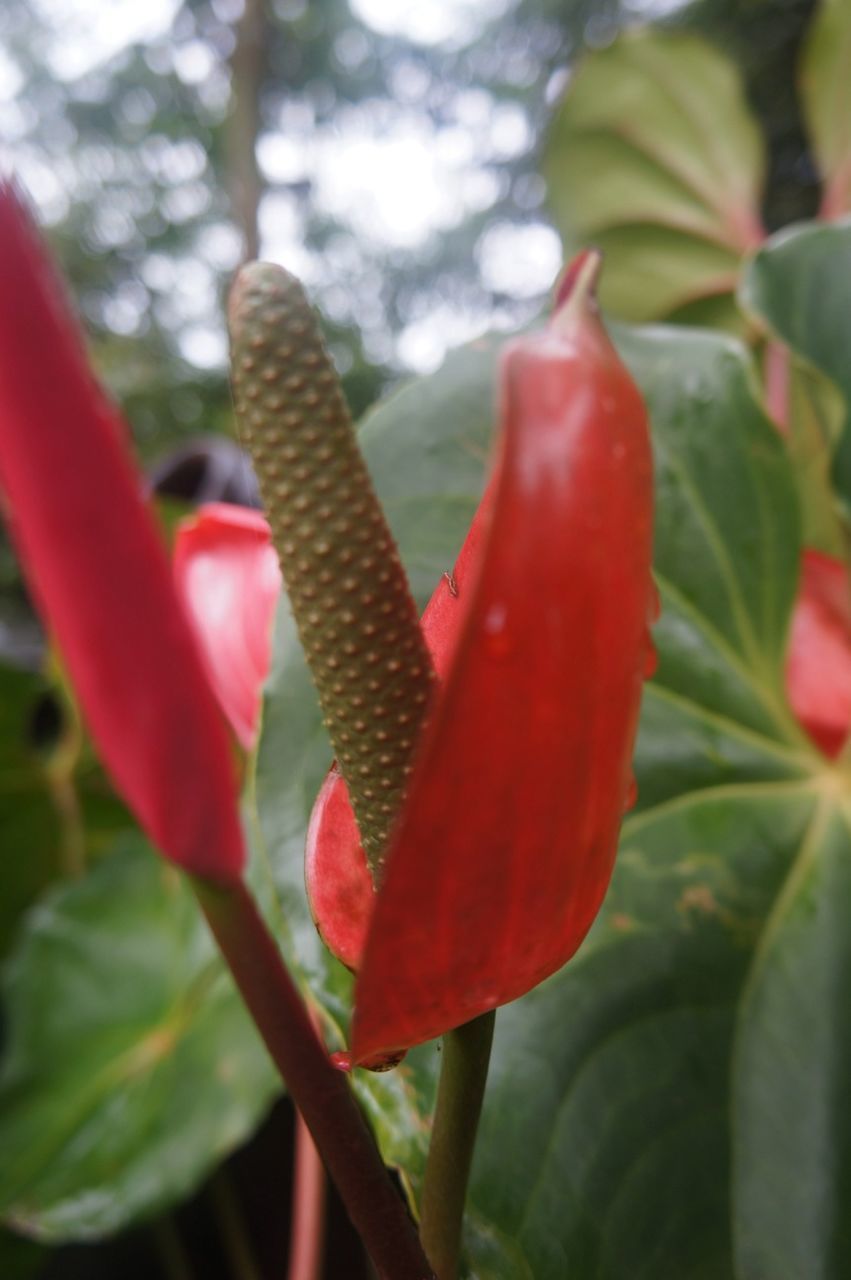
307,250,657,1065
0,183,244,882
174,502,281,750
786,549,851,758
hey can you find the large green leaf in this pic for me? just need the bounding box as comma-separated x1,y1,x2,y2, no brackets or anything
543,29,765,331
800,0,851,218
740,220,851,513
254,313,851,1275
733,798,851,1280
0,837,278,1241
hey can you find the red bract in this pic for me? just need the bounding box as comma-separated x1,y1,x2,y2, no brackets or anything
786,549,851,758
174,503,281,750
0,184,245,883
308,251,657,1065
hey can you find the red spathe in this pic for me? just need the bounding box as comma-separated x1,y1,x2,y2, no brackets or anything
786,548,851,758
0,185,245,882
174,502,281,751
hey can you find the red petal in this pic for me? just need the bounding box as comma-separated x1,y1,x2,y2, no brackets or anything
349,251,654,1061
786,549,851,758
174,503,281,750
306,765,374,972
0,184,245,882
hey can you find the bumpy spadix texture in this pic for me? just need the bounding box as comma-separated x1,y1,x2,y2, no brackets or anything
310,251,656,1063
228,263,434,877
0,185,245,882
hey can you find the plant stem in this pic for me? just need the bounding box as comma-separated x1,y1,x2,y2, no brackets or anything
763,340,790,433
419,1012,496,1280
287,1110,326,1280
211,1168,262,1280
152,1215,195,1280
193,877,434,1280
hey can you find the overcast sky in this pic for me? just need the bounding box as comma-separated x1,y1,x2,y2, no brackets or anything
1,0,679,374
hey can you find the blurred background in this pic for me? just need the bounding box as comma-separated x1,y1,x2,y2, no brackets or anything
0,0,819,456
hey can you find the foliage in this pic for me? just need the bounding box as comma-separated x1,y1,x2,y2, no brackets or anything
2,1,851,1277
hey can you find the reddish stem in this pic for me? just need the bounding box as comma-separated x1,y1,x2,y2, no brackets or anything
764,340,790,434
819,161,851,222
287,1113,327,1280
193,878,433,1280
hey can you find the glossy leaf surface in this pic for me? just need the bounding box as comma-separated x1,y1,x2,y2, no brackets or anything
800,0,851,218
544,29,764,330
0,187,244,881
0,838,277,1241
732,801,851,1280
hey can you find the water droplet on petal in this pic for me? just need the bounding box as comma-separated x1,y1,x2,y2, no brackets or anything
484,602,507,634
483,601,514,659
362,1048,407,1072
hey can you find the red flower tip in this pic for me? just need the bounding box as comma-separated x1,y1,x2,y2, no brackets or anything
0,183,245,882
174,503,281,751
552,246,602,317
787,549,851,758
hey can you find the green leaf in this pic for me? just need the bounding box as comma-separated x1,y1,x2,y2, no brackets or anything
0,836,278,1242
544,29,765,329
732,798,851,1280
740,221,851,514
800,0,851,218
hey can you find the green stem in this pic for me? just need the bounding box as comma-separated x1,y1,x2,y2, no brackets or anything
193,877,434,1280
211,1168,262,1280
152,1216,195,1280
419,1012,496,1280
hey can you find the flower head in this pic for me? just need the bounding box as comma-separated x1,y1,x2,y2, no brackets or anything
305,250,657,1063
